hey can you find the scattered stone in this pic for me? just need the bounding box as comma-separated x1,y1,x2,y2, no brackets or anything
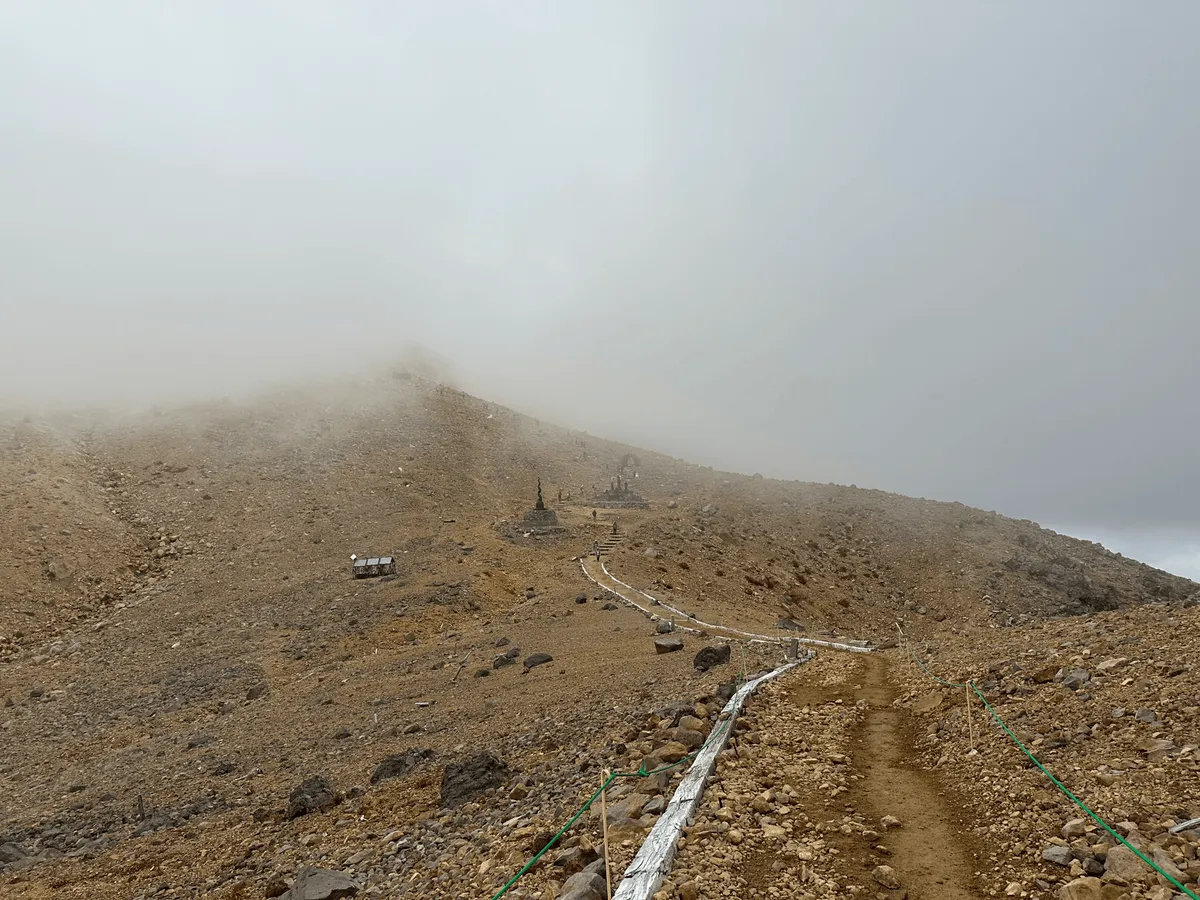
494,654,517,669
264,876,289,898
370,748,434,784
880,815,903,831
286,775,337,819
575,593,588,604
440,752,509,807
654,637,684,654
1134,707,1159,724
524,652,553,670
775,617,802,631
601,602,618,611
693,644,731,672
656,620,675,634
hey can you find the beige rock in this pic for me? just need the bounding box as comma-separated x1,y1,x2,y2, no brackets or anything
1103,844,1149,884
872,865,901,889
1057,876,1103,900
1063,818,1089,838
1149,847,1188,885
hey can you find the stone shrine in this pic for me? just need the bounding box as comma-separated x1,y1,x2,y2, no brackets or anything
522,478,564,531
590,474,649,509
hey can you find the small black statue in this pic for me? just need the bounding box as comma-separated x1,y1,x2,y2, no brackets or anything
535,478,545,510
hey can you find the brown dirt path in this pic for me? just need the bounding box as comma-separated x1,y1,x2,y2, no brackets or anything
809,652,980,899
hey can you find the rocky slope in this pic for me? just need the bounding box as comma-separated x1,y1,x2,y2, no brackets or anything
1,373,1196,900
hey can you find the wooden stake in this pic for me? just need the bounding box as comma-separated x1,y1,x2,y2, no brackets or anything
600,769,612,899
451,650,472,683
966,684,974,750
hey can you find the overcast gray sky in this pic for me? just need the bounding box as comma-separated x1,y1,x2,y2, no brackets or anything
2,2,1198,576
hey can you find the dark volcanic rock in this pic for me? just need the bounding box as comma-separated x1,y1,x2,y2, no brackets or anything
524,652,553,670
440,752,509,807
0,842,28,864
283,866,360,899
286,775,337,819
654,637,684,654
370,748,434,785
246,680,271,701
693,644,732,672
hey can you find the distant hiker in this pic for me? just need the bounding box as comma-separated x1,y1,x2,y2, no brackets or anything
593,542,601,561
557,488,562,501
612,519,618,535
592,510,597,521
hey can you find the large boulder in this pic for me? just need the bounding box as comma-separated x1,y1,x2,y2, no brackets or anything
556,870,606,900
440,752,509,807
1042,845,1073,867
694,644,731,672
369,748,434,785
654,637,684,655
283,866,359,899
286,775,337,819
1055,877,1100,900
0,842,28,865
1102,844,1148,883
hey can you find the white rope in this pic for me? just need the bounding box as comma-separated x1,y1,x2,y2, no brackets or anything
582,558,872,653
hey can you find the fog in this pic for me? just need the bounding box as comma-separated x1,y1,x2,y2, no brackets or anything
2,3,1198,576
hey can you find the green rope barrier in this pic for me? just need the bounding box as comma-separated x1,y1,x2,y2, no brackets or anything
907,639,967,688
970,685,1198,900
488,771,621,900
488,666,748,899
901,635,1198,898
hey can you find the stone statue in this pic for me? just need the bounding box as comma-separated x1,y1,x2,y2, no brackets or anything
536,478,545,510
